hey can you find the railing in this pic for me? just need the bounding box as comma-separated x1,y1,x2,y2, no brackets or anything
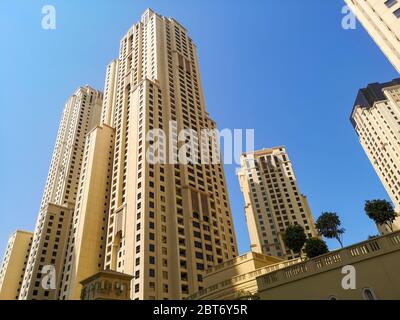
188,257,301,300
205,251,287,275
206,253,249,274
258,230,400,289
315,252,342,269
190,231,400,300
389,232,400,246
348,239,381,257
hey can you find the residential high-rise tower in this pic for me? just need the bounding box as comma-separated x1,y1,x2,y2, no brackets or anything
345,0,400,72
350,79,400,233
18,86,103,300
237,147,318,259
60,9,238,300
0,231,33,300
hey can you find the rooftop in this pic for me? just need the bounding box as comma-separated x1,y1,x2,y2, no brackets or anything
350,78,400,128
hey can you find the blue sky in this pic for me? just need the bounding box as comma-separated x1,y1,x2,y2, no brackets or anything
0,0,398,256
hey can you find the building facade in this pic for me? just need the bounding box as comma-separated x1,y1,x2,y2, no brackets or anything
345,0,400,72
190,231,400,300
60,9,238,300
0,231,33,300
80,270,133,300
188,251,299,300
58,124,115,300
18,86,103,300
350,79,400,233
237,147,318,259
257,230,400,300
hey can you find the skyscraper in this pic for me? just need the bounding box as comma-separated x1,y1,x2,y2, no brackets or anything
0,231,33,300
350,79,400,234
58,123,115,300
61,9,238,300
344,0,400,72
18,86,103,300
237,147,318,259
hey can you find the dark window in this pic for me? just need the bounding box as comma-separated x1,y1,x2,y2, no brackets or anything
385,0,398,8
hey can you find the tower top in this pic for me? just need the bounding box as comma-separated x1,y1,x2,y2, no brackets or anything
350,78,400,128
141,8,157,24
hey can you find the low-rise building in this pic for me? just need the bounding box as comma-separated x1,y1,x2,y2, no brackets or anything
190,231,400,300
257,230,400,300
188,251,300,300
80,270,133,300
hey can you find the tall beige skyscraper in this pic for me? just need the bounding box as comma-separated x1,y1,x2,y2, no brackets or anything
58,123,115,300
60,9,238,300
18,86,103,300
350,79,400,233
0,231,33,300
237,147,318,259
345,0,400,72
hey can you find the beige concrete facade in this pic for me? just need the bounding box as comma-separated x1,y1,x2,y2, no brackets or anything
188,252,300,300
257,230,400,300
191,231,400,300
96,9,238,300
3,9,239,300
237,147,318,259
19,86,103,300
22,203,73,300
59,125,115,300
80,270,133,300
351,79,400,233
345,0,400,72
0,231,33,300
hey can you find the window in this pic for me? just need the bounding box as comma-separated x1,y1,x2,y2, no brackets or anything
394,8,400,18
385,0,398,8
362,288,377,300
195,252,203,259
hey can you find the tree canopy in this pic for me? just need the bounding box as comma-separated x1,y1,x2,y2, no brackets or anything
364,199,398,232
304,238,329,259
315,212,345,248
284,224,307,258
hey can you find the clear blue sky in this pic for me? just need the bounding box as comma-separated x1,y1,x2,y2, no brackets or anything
0,0,398,256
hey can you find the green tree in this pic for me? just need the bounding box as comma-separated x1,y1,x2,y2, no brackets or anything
315,212,345,248
283,224,307,259
364,199,398,232
304,238,329,259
